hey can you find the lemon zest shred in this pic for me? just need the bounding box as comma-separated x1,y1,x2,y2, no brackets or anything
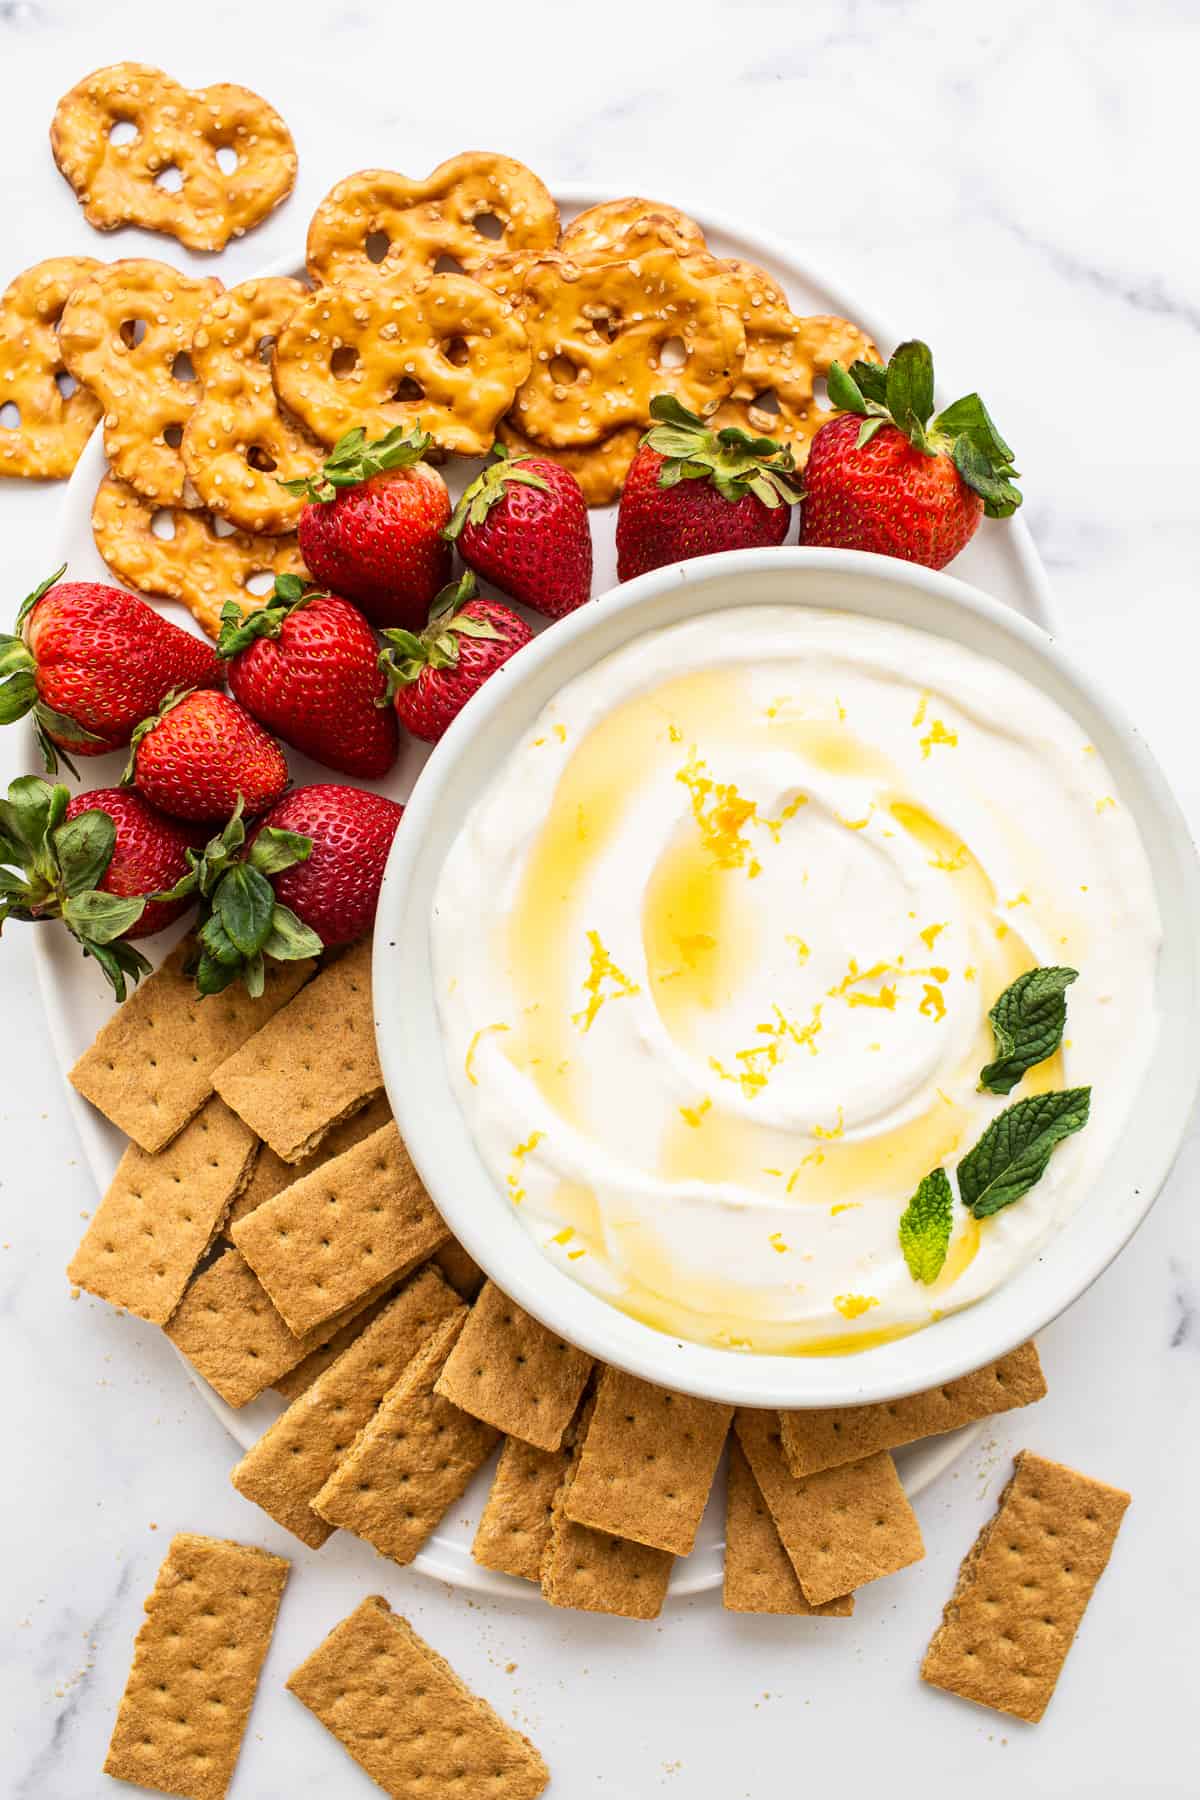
572,931,641,1032
834,1293,879,1320
465,1022,510,1086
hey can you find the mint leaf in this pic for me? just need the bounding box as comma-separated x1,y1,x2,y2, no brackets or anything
980,966,1078,1095
957,1088,1091,1218
899,1167,954,1284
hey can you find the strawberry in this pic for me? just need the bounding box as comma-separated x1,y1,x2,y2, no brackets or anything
378,573,532,744
615,396,800,582
0,566,223,775
124,689,290,823
159,784,403,992
217,577,397,780
264,784,404,947
444,446,592,618
282,426,452,630
799,340,1022,569
0,776,203,997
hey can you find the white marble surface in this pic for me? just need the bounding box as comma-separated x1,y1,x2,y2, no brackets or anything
1,2,1198,1794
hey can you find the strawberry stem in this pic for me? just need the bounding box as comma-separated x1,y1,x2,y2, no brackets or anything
640,394,802,508
279,425,432,504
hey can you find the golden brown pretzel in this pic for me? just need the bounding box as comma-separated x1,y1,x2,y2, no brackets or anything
509,250,745,448
50,62,297,253
686,254,878,461
272,272,531,457
305,154,560,288
182,277,323,534
494,417,640,509
59,259,222,505
92,472,306,638
0,257,103,479
560,198,707,262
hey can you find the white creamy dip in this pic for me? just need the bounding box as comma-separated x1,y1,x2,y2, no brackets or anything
432,606,1161,1354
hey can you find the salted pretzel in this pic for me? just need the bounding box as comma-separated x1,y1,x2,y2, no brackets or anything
495,417,640,509
182,277,323,535
684,253,879,460
509,249,745,448
272,272,531,457
0,257,103,479
59,259,222,505
560,197,707,262
92,472,306,637
50,62,297,253
305,153,560,288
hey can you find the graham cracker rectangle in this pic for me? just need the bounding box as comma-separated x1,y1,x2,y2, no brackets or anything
780,1341,1047,1478
540,1410,674,1620
313,1313,499,1565
273,1287,394,1402
232,1268,465,1549
921,1449,1130,1723
225,1090,393,1237
69,938,315,1153
67,1097,257,1326
563,1366,731,1556
286,1595,549,1800
165,1248,391,1408
104,1533,289,1800
735,1409,924,1606
230,1122,447,1337
434,1280,593,1452
212,938,381,1163
723,1439,854,1616
434,1235,486,1299
473,1435,573,1582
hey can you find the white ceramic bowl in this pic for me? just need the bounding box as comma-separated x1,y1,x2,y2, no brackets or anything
373,547,1200,1408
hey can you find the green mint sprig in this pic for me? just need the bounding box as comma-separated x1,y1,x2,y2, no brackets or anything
898,1167,954,1284
979,966,1078,1095
957,1088,1091,1219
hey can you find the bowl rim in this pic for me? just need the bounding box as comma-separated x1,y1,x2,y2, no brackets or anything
373,545,1200,1408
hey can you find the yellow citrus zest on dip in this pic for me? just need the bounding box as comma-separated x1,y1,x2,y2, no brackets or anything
834,1293,879,1321
912,692,929,727
919,718,958,757
505,1130,545,1206
769,1232,789,1254
830,1202,861,1215
813,1105,845,1141
572,931,640,1031
679,1097,711,1128
787,935,810,964
676,748,806,871
920,921,947,949
465,1022,510,1085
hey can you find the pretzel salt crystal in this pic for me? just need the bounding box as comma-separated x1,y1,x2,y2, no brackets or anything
59,259,222,505
92,471,306,639
0,257,103,479
305,153,560,288
50,62,297,253
182,277,323,535
272,272,531,458
510,249,745,449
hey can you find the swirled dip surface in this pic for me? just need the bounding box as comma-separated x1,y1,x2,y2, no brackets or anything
432,607,1161,1353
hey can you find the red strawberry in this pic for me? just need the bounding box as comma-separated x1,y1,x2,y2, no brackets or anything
260,784,403,947
283,426,452,630
615,396,800,582
799,340,1022,569
379,573,532,744
0,776,203,998
444,446,592,618
0,567,223,774
65,789,205,939
125,689,290,822
217,577,397,780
